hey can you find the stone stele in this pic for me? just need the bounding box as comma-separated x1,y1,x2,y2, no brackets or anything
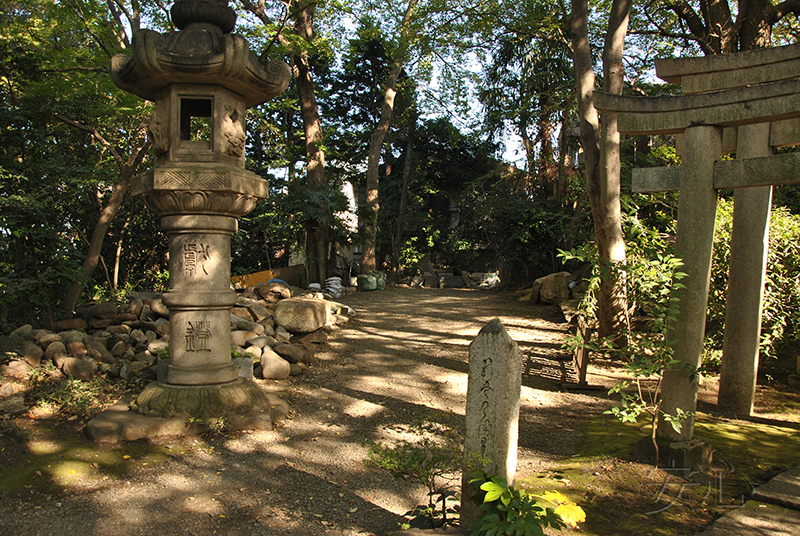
460,318,522,529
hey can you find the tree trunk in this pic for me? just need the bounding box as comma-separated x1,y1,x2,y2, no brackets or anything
361,0,417,274
294,1,328,283
393,132,414,275
596,0,632,342
63,156,146,312
61,116,150,313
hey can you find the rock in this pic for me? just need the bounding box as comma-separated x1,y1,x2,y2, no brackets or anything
9,324,34,340
0,381,26,397
1,359,35,379
139,304,157,322
261,322,275,337
230,316,265,335
289,362,306,376
422,274,438,288
231,330,258,348
19,341,44,367
75,303,98,323
119,360,133,379
85,338,116,364
254,281,292,303
248,302,271,321
274,326,291,343
231,307,255,322
536,271,571,304
113,313,138,323
61,330,86,345
272,343,305,364
260,348,291,380
150,298,169,318
98,362,120,378
130,361,149,373
242,346,262,359
147,339,169,355
88,317,114,329
293,331,328,345
93,302,118,319
134,351,156,366
59,357,96,382
110,340,127,357
66,341,87,358
52,318,88,331
129,329,149,346
107,324,131,335
129,299,144,319
245,336,275,349
332,314,350,325
439,275,465,288
0,395,27,416
274,298,329,333
44,341,67,362
37,333,62,349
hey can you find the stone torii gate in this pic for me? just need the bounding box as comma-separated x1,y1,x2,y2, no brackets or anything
594,43,800,442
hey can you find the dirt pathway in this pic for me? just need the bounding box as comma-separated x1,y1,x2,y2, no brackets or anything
0,287,613,536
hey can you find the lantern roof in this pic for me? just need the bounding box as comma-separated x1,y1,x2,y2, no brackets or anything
109,0,290,108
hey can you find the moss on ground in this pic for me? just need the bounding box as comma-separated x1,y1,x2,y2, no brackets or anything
517,413,800,535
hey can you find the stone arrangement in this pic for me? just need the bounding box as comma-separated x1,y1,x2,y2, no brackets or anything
0,283,353,418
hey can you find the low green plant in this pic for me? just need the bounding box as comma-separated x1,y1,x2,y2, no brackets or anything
26,366,136,420
468,469,585,536
0,415,29,440
188,415,231,438
364,411,462,528
559,247,694,466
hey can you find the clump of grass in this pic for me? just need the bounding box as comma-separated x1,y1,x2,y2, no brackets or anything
25,365,148,420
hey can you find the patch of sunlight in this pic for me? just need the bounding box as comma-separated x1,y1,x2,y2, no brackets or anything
27,440,61,455
52,460,93,485
344,399,385,418
155,473,197,491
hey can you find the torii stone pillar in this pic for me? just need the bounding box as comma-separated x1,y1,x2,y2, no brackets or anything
659,125,721,438
594,42,800,441
108,0,291,419
718,123,772,417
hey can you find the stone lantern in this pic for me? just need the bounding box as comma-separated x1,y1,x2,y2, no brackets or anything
108,0,291,419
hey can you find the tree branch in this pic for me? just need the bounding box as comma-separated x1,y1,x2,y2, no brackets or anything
56,116,124,168
771,0,800,25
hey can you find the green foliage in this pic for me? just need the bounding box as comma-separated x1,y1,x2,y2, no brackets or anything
25,365,147,420
468,470,585,536
558,246,693,460
364,411,462,528
707,199,800,363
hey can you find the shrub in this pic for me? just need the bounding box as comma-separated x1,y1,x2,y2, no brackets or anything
707,199,800,362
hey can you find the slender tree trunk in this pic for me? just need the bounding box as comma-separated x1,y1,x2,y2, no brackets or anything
596,0,632,343
294,1,328,283
393,133,414,274
361,0,417,274
61,118,150,313
569,0,631,341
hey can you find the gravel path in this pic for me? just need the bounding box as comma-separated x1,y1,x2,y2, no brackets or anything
0,287,612,535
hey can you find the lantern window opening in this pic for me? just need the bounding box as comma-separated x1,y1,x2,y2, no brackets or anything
180,97,213,142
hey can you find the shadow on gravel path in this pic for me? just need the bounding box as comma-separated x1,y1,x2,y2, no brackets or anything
0,286,614,536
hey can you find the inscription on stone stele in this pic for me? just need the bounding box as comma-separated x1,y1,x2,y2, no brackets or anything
184,320,212,352
183,242,210,276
